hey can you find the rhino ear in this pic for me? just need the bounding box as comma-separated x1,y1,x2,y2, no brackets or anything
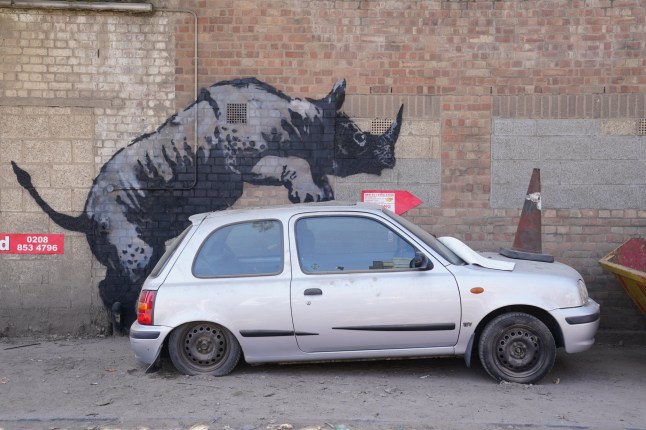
323,79,346,110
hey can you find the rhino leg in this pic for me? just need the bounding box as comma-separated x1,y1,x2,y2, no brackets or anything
250,156,334,203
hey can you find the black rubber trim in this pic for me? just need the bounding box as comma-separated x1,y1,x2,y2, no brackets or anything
499,247,555,263
239,330,294,337
130,330,160,340
565,312,600,325
239,330,320,337
332,323,456,332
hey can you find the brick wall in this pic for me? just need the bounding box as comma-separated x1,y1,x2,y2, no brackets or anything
1,0,645,337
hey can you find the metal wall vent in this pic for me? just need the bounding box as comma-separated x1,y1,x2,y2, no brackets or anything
638,118,646,136
371,118,393,134
226,103,248,124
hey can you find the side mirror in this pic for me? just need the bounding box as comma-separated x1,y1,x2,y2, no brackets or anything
411,251,433,271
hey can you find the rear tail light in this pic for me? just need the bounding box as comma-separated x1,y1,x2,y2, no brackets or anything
137,290,156,325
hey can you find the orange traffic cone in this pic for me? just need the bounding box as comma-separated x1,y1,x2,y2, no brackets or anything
500,168,554,263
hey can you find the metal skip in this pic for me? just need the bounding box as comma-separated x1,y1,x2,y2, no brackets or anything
500,168,555,263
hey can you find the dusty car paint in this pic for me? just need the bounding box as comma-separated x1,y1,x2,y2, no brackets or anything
130,202,599,383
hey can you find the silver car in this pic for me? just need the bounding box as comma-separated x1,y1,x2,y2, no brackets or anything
129,202,599,384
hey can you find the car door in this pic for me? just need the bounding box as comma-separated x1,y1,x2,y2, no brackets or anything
289,212,461,353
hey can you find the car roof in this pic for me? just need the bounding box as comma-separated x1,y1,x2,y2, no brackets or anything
188,201,383,225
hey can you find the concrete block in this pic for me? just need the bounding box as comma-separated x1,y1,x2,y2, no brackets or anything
69,280,97,308
395,159,441,184
546,184,642,209
333,182,385,203
541,136,591,160
22,280,71,309
431,137,441,160
49,260,92,287
0,188,23,212
404,120,440,136
590,136,641,160
0,212,50,232
3,162,51,188
395,135,432,159
536,119,600,136
490,183,528,209
0,140,22,163
493,119,536,136
71,140,95,163
601,119,638,136
71,188,90,212
23,188,72,213
23,140,72,163
1,259,50,284
492,135,541,160
491,160,559,185
50,164,94,188
0,277,22,309
67,235,93,260
0,113,48,138
333,168,395,184
557,160,646,186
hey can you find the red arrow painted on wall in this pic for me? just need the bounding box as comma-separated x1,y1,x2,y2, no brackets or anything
361,190,423,215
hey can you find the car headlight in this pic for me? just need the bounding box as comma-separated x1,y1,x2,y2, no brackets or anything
577,279,589,305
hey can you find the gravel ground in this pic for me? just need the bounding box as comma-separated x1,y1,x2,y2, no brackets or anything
0,335,645,430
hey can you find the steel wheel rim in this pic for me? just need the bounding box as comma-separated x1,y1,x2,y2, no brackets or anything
493,325,544,378
181,323,229,372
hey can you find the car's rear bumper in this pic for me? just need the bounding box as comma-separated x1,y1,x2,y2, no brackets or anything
550,299,600,353
129,322,173,365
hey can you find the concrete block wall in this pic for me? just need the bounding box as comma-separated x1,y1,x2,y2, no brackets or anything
0,106,101,334
1,0,646,338
492,117,646,209
0,6,176,335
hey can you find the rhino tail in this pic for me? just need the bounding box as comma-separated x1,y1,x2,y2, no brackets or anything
11,161,92,234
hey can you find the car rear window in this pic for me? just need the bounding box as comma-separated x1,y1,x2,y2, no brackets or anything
193,220,283,277
149,225,193,278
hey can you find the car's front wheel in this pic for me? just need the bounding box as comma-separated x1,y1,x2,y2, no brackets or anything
478,312,556,384
168,322,241,376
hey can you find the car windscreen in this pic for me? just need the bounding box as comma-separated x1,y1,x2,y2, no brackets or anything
149,225,193,278
383,209,465,266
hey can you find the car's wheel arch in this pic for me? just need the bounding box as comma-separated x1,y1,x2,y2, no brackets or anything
466,305,564,366
161,320,247,363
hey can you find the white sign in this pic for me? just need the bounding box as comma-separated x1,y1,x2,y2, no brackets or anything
362,192,396,212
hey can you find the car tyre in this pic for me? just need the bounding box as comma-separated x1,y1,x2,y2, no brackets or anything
478,312,555,384
169,322,241,376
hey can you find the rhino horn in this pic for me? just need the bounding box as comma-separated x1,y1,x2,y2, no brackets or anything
373,104,404,168
382,104,404,145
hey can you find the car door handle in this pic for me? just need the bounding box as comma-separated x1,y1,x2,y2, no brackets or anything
304,288,323,296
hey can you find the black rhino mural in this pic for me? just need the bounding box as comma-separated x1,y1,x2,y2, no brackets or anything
11,78,404,332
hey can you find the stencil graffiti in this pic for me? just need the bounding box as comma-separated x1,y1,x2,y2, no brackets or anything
11,78,403,332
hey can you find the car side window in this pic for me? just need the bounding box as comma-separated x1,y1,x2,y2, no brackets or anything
193,220,283,277
296,216,417,273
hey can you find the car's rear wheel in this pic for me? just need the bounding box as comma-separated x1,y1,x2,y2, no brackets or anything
168,322,241,376
478,312,555,384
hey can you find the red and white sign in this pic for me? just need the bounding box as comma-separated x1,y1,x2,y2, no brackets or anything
361,190,423,215
0,234,65,254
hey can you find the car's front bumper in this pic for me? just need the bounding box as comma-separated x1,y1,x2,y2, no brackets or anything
550,299,600,353
129,322,173,365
